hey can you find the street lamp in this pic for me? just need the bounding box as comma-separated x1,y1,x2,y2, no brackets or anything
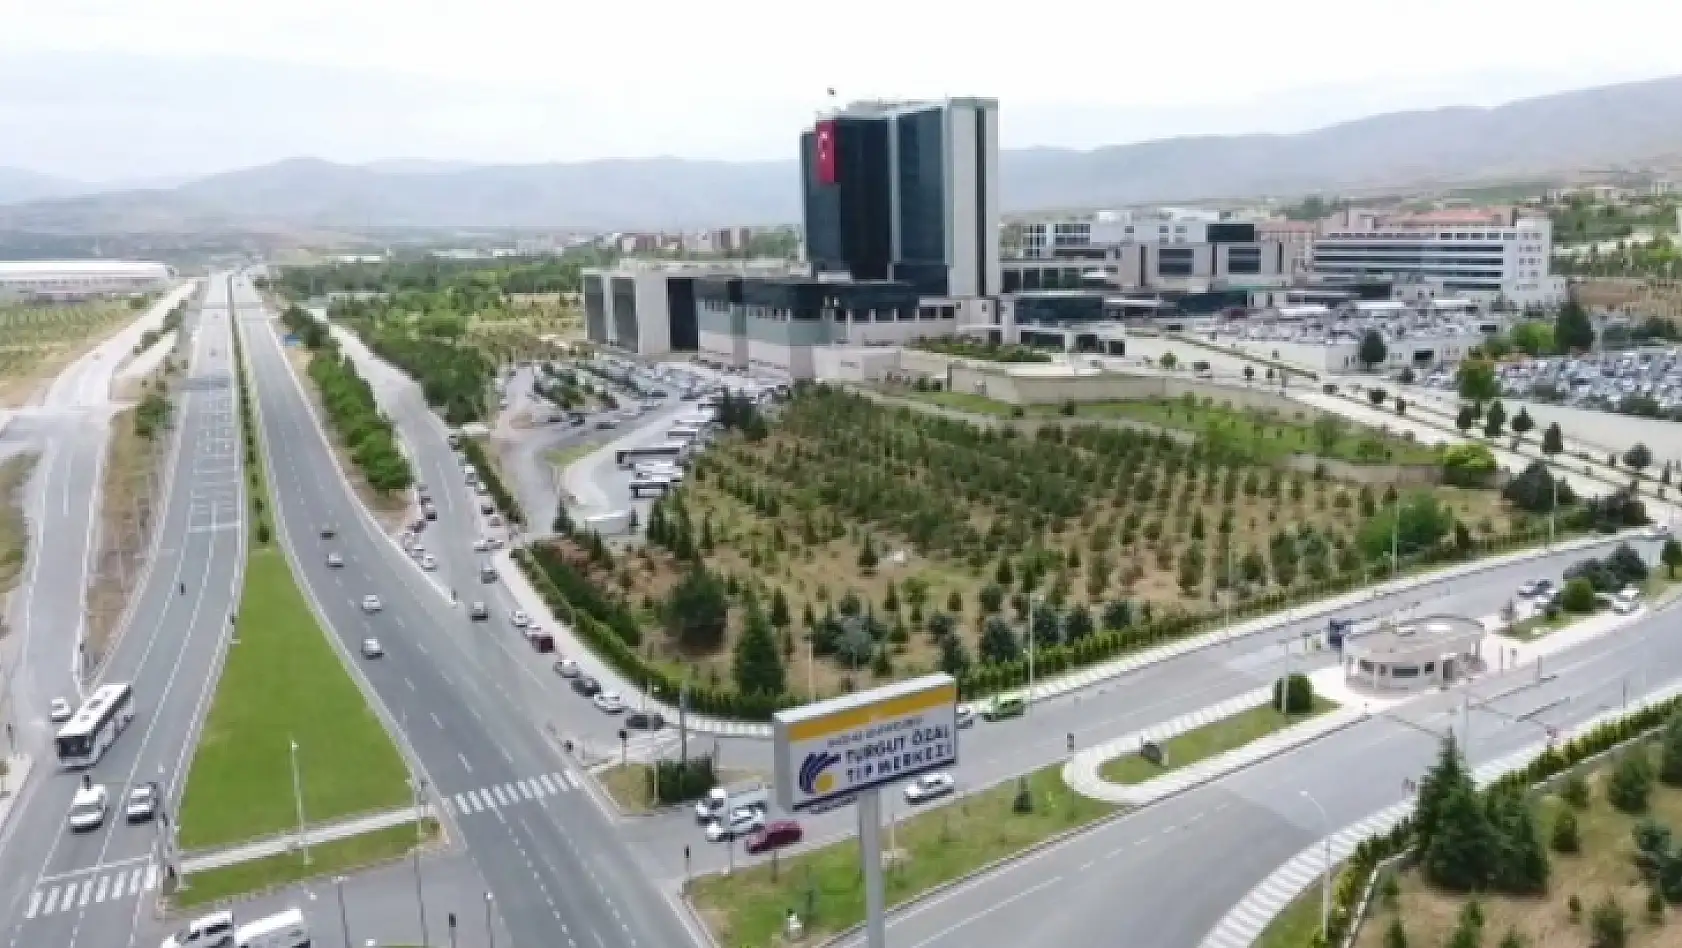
334,876,351,948
483,892,495,948
290,738,310,865
1299,791,1331,943
411,778,431,948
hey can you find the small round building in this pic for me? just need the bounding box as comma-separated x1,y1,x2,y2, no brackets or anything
1340,614,1485,692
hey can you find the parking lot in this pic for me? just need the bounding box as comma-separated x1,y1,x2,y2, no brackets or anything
1419,346,1682,416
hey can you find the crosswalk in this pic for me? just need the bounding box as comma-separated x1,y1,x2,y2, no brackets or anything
26,863,159,920
442,772,581,816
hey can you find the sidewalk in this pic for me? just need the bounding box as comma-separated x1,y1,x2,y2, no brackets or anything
497,529,1633,739
0,754,34,835
1198,674,1682,948
1062,692,1366,806
179,805,428,875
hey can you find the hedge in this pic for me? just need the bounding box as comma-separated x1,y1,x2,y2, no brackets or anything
461,437,524,527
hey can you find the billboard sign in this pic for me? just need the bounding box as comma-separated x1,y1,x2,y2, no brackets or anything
772,674,959,812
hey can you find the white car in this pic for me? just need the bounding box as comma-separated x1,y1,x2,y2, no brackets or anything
472,537,491,552
420,554,438,571
593,692,626,714
475,482,490,496
1613,595,1641,615
509,610,530,628
1647,523,1672,539
705,807,764,843
903,773,956,805
553,658,580,678
360,595,382,613
49,697,73,723
125,783,160,823
361,638,384,658
325,552,344,568
68,784,109,832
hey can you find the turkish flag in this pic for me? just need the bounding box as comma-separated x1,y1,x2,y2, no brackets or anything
816,120,837,185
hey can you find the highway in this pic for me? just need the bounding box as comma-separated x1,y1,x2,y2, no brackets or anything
0,277,244,948
237,277,701,948
823,594,1682,948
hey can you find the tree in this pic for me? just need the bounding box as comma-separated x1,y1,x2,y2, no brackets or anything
1607,750,1654,813
1647,712,1682,791
1510,407,1535,437
1541,422,1565,456
1589,894,1628,948
1382,918,1408,948
857,535,879,571
937,632,971,677
978,616,1021,663
1457,357,1499,404
664,567,730,650
1399,365,1417,384
1064,604,1095,642
1663,538,1682,578
1312,414,1346,456
1442,443,1498,487
1555,298,1596,353
1560,576,1598,613
1624,442,1653,473
1368,387,1388,406
1359,329,1388,370
1456,404,1476,433
733,604,786,697
1483,399,1507,437
1511,320,1555,356
1273,673,1315,713
1415,734,1470,857
769,588,791,630
1485,787,1549,893
1551,807,1580,853
1423,780,1499,890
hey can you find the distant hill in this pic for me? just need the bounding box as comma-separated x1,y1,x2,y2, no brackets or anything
4,74,1682,233
0,167,87,206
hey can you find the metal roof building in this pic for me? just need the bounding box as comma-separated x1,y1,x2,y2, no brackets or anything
0,259,175,300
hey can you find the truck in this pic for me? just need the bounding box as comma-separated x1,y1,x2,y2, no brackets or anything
694,781,770,824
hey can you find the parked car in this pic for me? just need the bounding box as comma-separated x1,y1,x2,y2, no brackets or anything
553,658,580,678
509,610,530,628
705,807,765,843
625,711,665,731
744,820,803,854
983,696,1026,721
593,692,626,714
572,676,601,698
49,697,73,723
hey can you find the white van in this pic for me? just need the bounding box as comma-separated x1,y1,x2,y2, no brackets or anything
234,909,310,948
67,784,110,832
160,911,236,948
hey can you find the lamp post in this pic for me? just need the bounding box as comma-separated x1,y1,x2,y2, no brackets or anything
483,892,495,948
411,778,431,948
334,876,351,948
290,738,310,865
1025,593,1041,714
1299,791,1331,943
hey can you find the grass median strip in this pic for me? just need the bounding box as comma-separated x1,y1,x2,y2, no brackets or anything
174,820,437,909
1100,697,1337,785
687,766,1114,947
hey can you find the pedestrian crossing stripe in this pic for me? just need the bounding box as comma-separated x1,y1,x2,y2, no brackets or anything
444,772,581,816
25,864,159,920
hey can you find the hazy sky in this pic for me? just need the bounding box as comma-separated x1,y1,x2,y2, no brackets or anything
4,0,1678,181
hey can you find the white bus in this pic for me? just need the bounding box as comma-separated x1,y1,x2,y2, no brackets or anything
616,443,684,469
56,682,136,770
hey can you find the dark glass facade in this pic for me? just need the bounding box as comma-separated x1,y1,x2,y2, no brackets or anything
1158,248,1195,277
583,275,607,344
610,276,638,351
1014,292,1108,325
894,108,947,295
666,278,698,351
803,119,892,281
1206,222,1257,243
1227,246,1262,275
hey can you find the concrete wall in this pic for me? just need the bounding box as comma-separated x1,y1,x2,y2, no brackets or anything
948,363,1319,412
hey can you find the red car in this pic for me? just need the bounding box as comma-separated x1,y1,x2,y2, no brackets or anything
745,820,802,855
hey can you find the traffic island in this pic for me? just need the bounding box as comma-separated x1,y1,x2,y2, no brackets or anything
1099,696,1338,785
686,765,1113,947
173,819,440,910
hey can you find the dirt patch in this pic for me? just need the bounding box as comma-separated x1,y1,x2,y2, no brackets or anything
0,300,136,408
282,346,411,533
84,407,162,669
0,453,41,599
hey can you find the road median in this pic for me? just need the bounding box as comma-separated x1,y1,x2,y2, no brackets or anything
172,302,418,898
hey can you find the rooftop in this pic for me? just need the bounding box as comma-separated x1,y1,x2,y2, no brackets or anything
1345,614,1485,660
0,259,171,276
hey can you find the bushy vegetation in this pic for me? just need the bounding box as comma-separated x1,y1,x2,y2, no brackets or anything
912,337,1053,363
277,305,413,494
458,437,524,527
326,298,496,424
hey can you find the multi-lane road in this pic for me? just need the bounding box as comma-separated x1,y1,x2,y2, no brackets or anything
236,275,702,948
0,278,243,948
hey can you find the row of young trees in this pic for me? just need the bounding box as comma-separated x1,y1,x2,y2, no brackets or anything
326,297,496,424
278,305,413,493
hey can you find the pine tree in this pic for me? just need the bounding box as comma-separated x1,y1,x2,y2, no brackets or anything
1415,733,1470,856
769,588,792,631
1424,781,1499,891
1659,713,1682,787
1607,750,1654,813
732,604,785,697
1485,787,1549,893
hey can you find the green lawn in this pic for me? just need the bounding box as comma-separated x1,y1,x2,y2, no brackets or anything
1100,697,1337,784
910,389,1020,418
688,766,1114,947
174,820,436,908
176,545,412,851
1255,879,1332,948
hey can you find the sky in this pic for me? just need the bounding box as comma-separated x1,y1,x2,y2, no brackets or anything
3,0,1679,182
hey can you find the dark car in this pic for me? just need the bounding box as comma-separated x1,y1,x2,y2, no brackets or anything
625,711,665,731
319,524,337,539
744,820,802,855
571,676,601,698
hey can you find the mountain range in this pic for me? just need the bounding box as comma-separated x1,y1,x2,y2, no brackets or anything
3,74,1682,234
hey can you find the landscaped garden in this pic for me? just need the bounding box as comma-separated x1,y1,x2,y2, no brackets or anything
520,384,1629,717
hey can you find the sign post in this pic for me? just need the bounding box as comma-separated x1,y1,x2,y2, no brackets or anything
773,673,960,948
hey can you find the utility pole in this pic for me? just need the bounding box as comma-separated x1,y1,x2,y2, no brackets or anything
290,738,310,865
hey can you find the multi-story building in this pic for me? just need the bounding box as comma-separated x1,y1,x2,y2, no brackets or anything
1311,209,1565,307
1004,218,1289,292
1018,209,1227,257
581,259,801,357
800,97,1001,303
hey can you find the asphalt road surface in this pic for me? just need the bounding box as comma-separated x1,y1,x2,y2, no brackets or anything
239,277,702,948
0,277,244,948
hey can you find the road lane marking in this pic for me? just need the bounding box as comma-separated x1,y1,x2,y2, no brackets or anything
521,779,541,798
129,866,144,895
93,876,109,903
458,752,473,774
537,774,558,794
493,785,512,806
78,880,93,907
143,864,158,890
904,876,1061,948
431,711,444,729
25,890,41,919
